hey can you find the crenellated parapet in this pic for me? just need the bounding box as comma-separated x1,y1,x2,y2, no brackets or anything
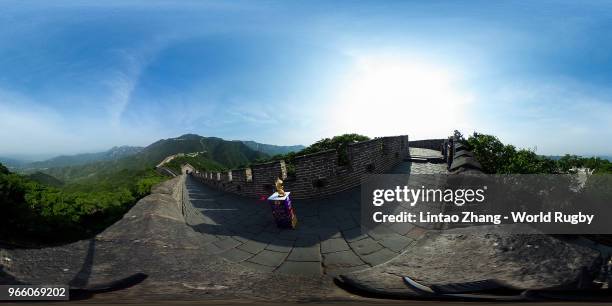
191,135,410,199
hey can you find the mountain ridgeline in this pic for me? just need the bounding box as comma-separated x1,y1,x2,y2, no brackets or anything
241,141,305,156
144,134,269,169
33,135,304,187
23,146,143,170
0,134,304,243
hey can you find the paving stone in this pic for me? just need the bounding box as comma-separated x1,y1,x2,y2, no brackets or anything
240,261,275,273
323,250,365,268
277,230,300,241
349,238,384,256
367,227,397,241
265,238,294,253
197,233,219,244
211,226,234,236
325,264,370,276
301,213,320,222
337,218,358,231
360,248,398,266
212,237,242,250
202,242,224,255
298,209,319,218
292,226,319,236
379,235,413,252
405,227,428,240
389,222,415,235
342,227,368,242
184,158,445,277
232,235,251,243
221,248,253,262
320,238,350,254
247,250,288,267
276,261,322,276
294,235,319,247
287,245,321,262
237,240,268,254
318,229,342,240
252,232,276,243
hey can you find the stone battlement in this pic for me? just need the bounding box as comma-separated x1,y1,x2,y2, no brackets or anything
192,135,409,199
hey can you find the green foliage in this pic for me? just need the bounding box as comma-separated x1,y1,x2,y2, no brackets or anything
164,155,226,175
251,133,370,168
466,133,558,174
555,154,612,173
244,134,370,177
0,164,166,244
464,133,514,173
241,141,304,156
40,134,267,183
597,162,612,174
0,134,269,245
27,171,64,187
300,134,370,165
134,173,166,198
464,132,612,174
0,163,9,174
557,154,583,172
503,149,558,174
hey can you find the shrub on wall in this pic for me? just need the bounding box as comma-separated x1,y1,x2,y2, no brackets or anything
300,134,370,165
463,132,557,174
462,132,612,174
248,133,371,174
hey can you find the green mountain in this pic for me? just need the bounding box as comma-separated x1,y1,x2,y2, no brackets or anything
240,141,305,156
27,171,64,188
40,134,268,186
144,134,268,168
548,155,612,162
23,146,143,170
0,157,30,170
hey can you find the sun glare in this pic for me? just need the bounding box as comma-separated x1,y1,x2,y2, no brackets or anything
327,55,472,139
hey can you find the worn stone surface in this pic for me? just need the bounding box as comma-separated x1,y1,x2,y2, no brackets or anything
339,226,602,294
179,149,447,276
0,178,344,302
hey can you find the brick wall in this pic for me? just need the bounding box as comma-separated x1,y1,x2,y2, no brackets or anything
192,135,410,200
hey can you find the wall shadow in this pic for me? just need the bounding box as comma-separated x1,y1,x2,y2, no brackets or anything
183,175,364,247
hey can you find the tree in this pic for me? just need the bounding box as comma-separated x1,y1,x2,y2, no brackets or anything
464,132,558,174
296,133,370,165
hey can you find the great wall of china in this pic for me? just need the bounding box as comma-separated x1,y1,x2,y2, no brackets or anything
1,134,601,300
191,136,411,199
187,135,484,200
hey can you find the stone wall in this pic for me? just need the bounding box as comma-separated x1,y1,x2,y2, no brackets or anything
192,135,409,200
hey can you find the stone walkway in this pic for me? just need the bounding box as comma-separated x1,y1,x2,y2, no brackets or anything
182,148,447,276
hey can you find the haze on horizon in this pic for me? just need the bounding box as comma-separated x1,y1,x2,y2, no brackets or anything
1,1,612,158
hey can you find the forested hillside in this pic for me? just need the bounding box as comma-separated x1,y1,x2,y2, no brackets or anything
462,132,612,174
23,146,143,170
0,134,271,244
241,140,305,156
41,134,268,183
0,162,165,245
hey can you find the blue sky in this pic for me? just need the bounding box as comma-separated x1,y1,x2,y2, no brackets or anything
1,1,612,158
